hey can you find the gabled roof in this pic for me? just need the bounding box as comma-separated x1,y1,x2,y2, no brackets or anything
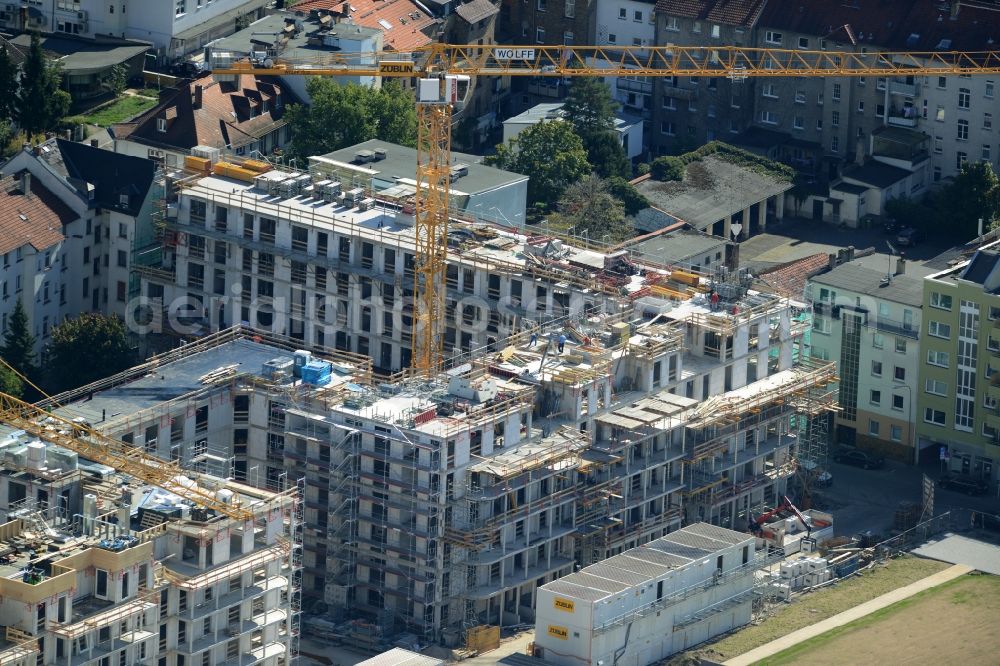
455,0,499,25
0,36,27,67
113,77,292,153
57,140,155,217
654,0,767,27
759,253,828,299
0,172,77,256
296,0,439,50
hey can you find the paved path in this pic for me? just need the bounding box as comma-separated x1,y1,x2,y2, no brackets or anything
724,562,973,665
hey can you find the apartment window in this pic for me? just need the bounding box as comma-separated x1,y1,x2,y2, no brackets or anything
936,105,945,122
857,100,865,113
928,321,952,338
762,84,777,98
924,408,946,425
891,394,905,411
564,0,574,17
868,419,880,436
831,110,840,126
983,145,992,162
793,116,804,130
817,92,824,105
985,113,993,130
890,425,902,442
957,151,968,170
937,76,947,89
958,119,969,141
634,10,643,22
665,16,679,31
661,121,675,136
562,30,574,45
872,360,883,376
831,136,840,152
832,83,841,100
986,81,995,98
798,37,809,48
618,7,625,18
607,32,615,43
991,306,1000,321
934,136,944,154
816,119,823,131
958,88,971,109
870,389,881,405
764,30,782,44
692,21,701,33
894,366,906,381
537,0,546,10
934,166,942,181
925,379,947,396
536,27,545,42
633,37,643,47
877,77,887,90
927,349,950,368
760,110,777,125
795,91,806,104
156,118,167,132
873,333,885,349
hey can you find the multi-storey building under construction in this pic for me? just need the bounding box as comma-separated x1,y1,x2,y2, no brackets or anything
0,425,300,666
46,156,838,648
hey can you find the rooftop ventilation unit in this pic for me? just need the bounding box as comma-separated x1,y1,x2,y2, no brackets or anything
355,149,375,164
373,148,388,161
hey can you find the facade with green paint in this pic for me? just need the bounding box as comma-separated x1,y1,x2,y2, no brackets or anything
917,244,1000,486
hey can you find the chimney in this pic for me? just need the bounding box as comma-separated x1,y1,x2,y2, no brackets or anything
20,171,31,197
193,84,203,109
896,256,906,275
90,139,99,148
846,245,855,262
828,253,838,270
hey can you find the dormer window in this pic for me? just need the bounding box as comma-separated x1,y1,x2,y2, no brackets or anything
157,118,167,132
119,194,129,207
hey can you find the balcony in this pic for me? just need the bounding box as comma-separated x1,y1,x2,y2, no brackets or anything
616,78,653,95
661,86,695,101
887,110,918,128
889,80,919,97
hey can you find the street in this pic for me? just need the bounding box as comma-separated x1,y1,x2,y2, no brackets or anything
812,458,1000,538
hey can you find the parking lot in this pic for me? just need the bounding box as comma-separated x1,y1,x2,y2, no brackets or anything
810,457,1000,538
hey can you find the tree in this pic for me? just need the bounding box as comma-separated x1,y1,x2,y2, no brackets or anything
607,176,650,216
651,156,685,181
285,79,416,160
17,34,70,134
0,43,18,121
585,130,631,179
1,301,36,381
563,77,631,179
0,365,23,398
109,63,128,97
554,175,631,243
939,162,1000,239
488,120,590,204
47,313,136,392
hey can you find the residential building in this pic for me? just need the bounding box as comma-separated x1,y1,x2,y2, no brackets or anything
295,0,441,52
0,140,156,353
0,0,268,59
917,241,1000,485
650,0,765,156
0,424,299,666
112,76,295,167
206,12,384,100
500,0,594,48
807,251,932,460
591,0,656,130
2,32,148,107
533,524,765,666
623,225,732,273
502,102,644,160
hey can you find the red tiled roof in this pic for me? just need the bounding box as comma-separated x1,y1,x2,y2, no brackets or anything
758,0,999,51
758,253,829,298
0,172,77,256
296,0,439,50
654,0,767,27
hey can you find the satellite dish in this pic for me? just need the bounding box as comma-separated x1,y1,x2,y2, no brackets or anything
730,223,743,238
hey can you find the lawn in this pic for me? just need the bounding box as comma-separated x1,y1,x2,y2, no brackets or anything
80,95,157,127
679,555,948,662
762,573,1000,665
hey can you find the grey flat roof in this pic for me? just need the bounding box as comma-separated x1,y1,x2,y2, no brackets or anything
317,139,528,194
842,161,912,189
51,339,288,426
628,229,727,267
832,182,869,196
9,34,148,74
539,523,752,603
209,12,381,59
634,155,792,231
810,253,935,306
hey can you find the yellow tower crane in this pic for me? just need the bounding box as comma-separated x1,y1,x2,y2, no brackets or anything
213,43,1000,373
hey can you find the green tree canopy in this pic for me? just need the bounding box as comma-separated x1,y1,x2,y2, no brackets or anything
47,313,136,392
554,175,631,244
607,176,650,216
17,33,70,134
585,130,631,179
0,365,23,399
488,120,591,204
285,79,417,160
563,78,631,179
0,44,17,120
941,162,1000,239
1,301,36,381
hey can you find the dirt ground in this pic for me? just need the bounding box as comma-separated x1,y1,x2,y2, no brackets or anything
764,573,1000,665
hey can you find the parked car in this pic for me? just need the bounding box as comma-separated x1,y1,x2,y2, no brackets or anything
896,226,922,246
937,475,989,496
833,449,885,469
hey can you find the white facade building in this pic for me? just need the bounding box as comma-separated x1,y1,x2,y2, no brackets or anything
502,103,644,161
591,0,656,126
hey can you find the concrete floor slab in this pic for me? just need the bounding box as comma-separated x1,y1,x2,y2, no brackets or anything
912,533,1000,575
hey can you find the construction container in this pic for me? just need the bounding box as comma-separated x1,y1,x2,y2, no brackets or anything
301,360,332,386
212,162,258,182
184,155,212,174
242,159,272,173
671,270,701,287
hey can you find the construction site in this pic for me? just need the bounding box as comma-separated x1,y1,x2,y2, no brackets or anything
50,148,841,650
0,390,302,666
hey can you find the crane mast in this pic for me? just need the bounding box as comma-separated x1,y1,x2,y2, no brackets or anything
214,43,1000,373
